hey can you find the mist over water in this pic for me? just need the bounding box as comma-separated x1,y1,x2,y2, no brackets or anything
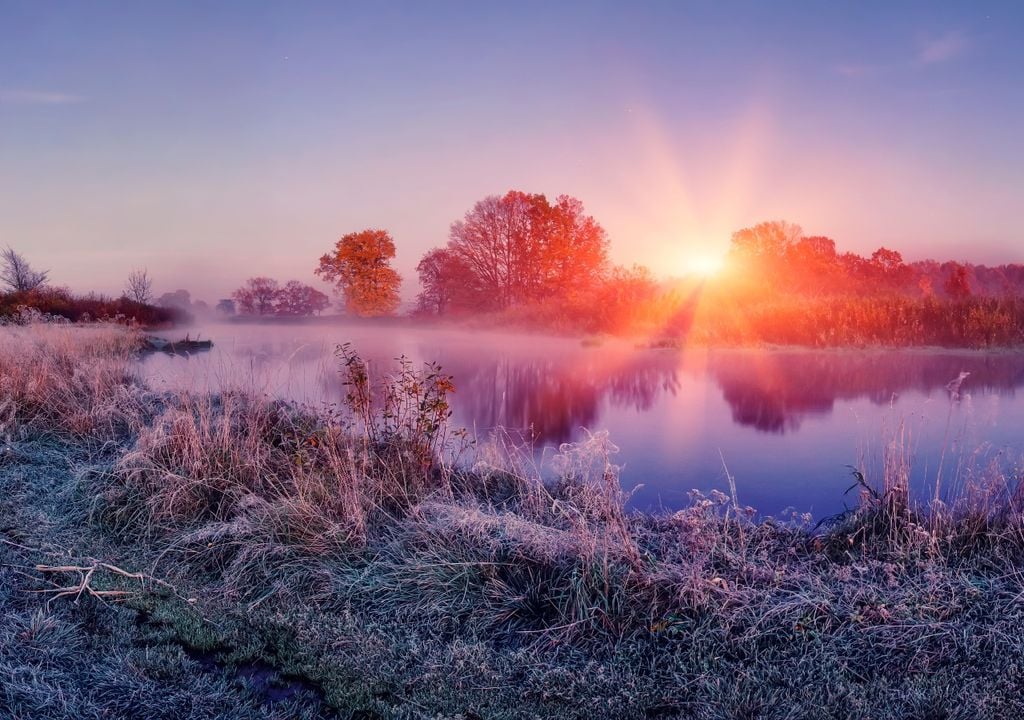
140,321,1024,517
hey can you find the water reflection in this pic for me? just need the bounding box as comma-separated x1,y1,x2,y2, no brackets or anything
437,354,682,445
376,346,1024,442
710,352,1024,434
149,327,1024,444
311,345,682,445
142,323,1024,515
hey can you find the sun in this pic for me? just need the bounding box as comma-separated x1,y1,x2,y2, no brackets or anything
683,253,726,278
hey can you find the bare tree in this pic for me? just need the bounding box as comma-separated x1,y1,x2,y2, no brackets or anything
124,268,153,304
1,247,48,293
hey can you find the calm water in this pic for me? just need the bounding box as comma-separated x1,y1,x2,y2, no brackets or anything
140,321,1024,517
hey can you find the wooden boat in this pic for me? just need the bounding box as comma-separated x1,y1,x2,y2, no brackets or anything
143,334,213,355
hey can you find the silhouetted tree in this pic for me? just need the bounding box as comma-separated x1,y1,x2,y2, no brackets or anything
156,289,192,311
216,299,236,316
1,247,48,292
316,229,402,317
232,277,279,315
838,252,871,284
123,269,153,304
446,192,541,310
275,280,331,316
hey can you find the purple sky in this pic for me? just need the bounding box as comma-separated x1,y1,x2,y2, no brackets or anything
2,2,1022,304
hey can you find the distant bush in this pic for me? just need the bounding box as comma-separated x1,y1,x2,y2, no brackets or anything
0,287,186,326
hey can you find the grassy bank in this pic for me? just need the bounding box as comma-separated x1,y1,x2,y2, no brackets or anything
3,325,1024,718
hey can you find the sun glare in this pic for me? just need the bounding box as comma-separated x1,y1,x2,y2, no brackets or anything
684,254,725,278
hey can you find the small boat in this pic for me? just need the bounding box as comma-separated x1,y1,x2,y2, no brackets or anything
143,334,213,355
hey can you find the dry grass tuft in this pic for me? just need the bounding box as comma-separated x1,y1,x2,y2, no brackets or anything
0,324,146,442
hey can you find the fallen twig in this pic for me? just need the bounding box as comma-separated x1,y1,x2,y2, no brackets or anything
30,561,196,607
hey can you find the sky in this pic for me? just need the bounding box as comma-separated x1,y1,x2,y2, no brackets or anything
2,1,1023,303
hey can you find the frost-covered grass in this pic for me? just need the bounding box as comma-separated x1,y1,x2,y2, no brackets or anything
4,325,1024,719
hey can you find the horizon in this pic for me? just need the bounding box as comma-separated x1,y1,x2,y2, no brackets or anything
3,2,1024,303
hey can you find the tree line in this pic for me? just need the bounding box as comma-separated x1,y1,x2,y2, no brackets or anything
8,193,1024,336
722,220,983,300
229,278,331,317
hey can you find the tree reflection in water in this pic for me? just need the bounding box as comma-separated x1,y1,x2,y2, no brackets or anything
315,341,1024,444
143,325,1024,515
187,327,1022,458
711,351,1024,434
437,354,682,445
318,347,684,446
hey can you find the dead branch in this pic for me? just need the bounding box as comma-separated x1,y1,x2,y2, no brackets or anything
31,561,196,606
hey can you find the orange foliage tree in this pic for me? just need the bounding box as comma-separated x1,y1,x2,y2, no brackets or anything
417,190,609,314
316,229,402,317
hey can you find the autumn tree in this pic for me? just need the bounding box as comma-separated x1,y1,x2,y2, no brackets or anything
868,247,912,289
445,192,539,310
1,247,48,293
593,264,660,332
539,194,610,301
728,221,803,263
316,229,402,317
785,235,840,293
416,248,462,315
870,247,904,274
232,277,279,315
275,280,331,316
789,235,837,267
944,262,972,300
429,190,609,312
918,276,935,298
123,269,153,304
724,221,805,295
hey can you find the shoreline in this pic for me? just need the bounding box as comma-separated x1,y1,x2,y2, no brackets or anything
163,315,1024,354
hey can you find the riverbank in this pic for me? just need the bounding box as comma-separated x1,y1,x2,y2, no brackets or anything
4,324,1024,718
162,292,1024,352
